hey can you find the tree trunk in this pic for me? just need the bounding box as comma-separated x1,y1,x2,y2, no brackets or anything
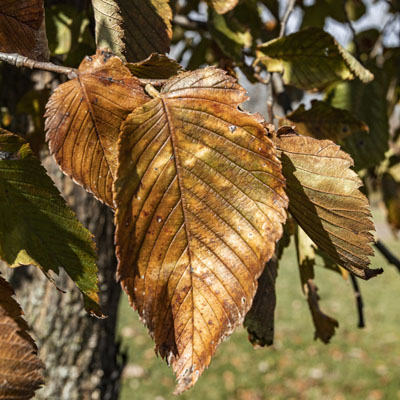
7,155,124,400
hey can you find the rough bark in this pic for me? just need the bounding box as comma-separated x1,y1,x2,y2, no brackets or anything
7,155,123,400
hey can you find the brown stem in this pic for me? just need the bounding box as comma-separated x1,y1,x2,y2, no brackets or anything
342,0,361,60
350,274,365,328
0,52,78,79
0,51,168,86
374,240,400,273
279,0,297,37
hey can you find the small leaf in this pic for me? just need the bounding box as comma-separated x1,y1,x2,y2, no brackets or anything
280,100,369,143
0,274,44,399
115,67,288,393
0,129,102,316
45,50,149,207
207,0,239,15
126,53,182,79
257,27,374,90
244,256,278,347
295,226,338,343
91,0,172,62
0,0,49,60
273,127,382,279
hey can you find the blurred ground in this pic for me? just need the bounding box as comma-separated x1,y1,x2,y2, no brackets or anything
117,204,400,400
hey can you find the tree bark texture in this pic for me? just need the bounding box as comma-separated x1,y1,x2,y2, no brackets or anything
5,155,123,400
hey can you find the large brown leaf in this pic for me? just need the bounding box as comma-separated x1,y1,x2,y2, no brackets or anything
0,274,44,399
45,50,149,207
273,127,381,280
114,68,288,393
0,0,49,60
92,0,172,62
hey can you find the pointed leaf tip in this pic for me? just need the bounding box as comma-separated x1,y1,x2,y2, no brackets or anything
115,67,288,392
273,127,381,280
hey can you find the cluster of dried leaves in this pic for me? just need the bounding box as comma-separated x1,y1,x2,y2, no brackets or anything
1,0,397,397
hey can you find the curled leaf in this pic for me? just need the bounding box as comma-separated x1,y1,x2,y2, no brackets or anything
295,226,338,343
257,27,374,90
0,129,102,316
0,274,44,399
0,0,49,60
45,50,149,207
115,67,288,393
244,256,278,347
273,128,381,279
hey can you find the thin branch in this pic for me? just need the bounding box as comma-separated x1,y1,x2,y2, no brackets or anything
0,51,168,86
0,52,78,79
374,240,400,273
343,0,361,60
370,13,399,59
173,15,207,31
350,274,365,328
280,0,297,38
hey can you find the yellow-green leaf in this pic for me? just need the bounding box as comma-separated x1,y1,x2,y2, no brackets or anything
115,67,288,393
207,0,239,14
273,127,381,279
280,100,369,143
0,274,44,399
257,27,374,90
91,0,172,62
0,129,102,317
45,50,149,207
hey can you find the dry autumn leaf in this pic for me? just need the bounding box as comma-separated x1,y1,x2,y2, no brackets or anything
273,128,382,279
114,67,288,393
92,0,172,62
45,50,149,207
0,0,49,60
0,274,44,399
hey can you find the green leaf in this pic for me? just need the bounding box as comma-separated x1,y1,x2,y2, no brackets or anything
209,8,252,61
325,64,389,170
273,128,382,280
280,99,369,143
257,27,374,90
295,226,339,344
126,53,182,79
0,129,102,317
91,0,172,62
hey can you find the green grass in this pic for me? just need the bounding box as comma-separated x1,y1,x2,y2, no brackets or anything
117,206,400,400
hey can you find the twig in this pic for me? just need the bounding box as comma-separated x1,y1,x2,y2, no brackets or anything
343,0,361,60
374,240,400,273
370,13,399,59
0,52,78,78
0,51,168,86
350,274,365,328
173,15,207,31
280,0,297,37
